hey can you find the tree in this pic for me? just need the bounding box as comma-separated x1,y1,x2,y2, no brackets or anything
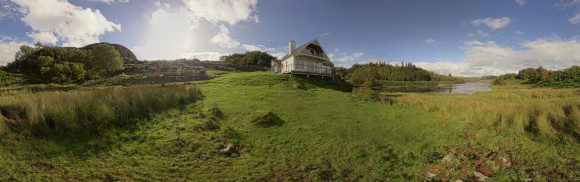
530,67,552,83
517,68,538,80
89,44,123,76
40,62,86,83
220,51,276,69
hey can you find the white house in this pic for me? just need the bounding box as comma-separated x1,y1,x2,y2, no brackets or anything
271,39,333,76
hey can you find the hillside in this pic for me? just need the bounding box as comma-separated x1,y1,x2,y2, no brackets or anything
0,71,577,181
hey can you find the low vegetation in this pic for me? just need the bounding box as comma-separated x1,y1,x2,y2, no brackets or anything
0,85,202,137
494,66,579,88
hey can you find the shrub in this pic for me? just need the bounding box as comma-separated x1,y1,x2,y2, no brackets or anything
493,73,517,85
0,85,202,137
0,71,21,86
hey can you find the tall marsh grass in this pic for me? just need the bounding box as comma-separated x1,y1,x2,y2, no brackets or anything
0,85,202,137
394,86,579,142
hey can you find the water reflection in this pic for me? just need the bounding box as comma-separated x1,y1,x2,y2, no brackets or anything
381,82,492,94
436,82,492,94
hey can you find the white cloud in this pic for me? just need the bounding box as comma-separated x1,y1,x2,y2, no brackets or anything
319,32,330,37
12,0,121,47
554,0,580,25
242,44,275,52
0,35,28,65
85,0,128,4
26,31,58,44
569,13,580,24
334,52,364,63
555,0,580,9
269,52,286,60
182,0,258,25
180,51,225,61
242,44,261,51
468,30,489,37
471,17,511,30
211,25,240,48
327,53,335,59
423,38,437,45
415,38,580,76
515,0,526,6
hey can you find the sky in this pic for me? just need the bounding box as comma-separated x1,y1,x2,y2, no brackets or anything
0,0,579,76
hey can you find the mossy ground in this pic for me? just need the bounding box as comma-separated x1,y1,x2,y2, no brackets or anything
0,71,577,181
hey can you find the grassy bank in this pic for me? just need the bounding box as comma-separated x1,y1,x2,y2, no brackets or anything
394,84,579,143
0,71,577,181
0,85,202,137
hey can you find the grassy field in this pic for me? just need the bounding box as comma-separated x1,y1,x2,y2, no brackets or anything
0,71,577,181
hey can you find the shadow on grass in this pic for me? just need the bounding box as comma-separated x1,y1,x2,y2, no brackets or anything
289,75,352,93
247,110,285,127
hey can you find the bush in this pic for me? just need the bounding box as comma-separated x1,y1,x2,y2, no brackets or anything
40,62,87,83
535,66,579,88
0,85,202,137
493,73,517,85
0,71,21,86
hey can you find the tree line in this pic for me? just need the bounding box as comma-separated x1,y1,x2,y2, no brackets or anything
494,66,579,88
204,51,276,71
333,62,463,87
3,43,124,83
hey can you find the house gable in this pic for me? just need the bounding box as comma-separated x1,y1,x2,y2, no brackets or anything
280,39,331,62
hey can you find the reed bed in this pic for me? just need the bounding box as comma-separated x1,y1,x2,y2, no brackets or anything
0,85,202,137
394,86,579,142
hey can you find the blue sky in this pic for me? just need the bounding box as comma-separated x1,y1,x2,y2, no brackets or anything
1,0,579,76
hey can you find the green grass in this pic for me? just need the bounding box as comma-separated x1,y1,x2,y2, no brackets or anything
0,85,202,137
0,71,578,181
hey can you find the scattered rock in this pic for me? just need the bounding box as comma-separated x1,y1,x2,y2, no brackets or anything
473,171,489,182
442,153,454,162
499,156,511,168
219,143,240,157
426,172,437,178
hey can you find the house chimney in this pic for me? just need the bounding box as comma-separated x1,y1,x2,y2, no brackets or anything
289,40,296,54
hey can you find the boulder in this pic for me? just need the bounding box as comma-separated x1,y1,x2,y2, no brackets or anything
219,143,240,157
473,171,489,182
442,153,454,162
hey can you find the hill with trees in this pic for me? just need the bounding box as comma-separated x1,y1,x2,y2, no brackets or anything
494,66,579,88
3,43,124,83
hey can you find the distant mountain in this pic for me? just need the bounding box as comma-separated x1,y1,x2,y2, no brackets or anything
82,42,138,61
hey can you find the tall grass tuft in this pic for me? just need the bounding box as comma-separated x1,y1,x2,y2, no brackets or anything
0,85,202,137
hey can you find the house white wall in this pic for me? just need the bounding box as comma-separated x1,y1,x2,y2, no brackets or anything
280,55,331,75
